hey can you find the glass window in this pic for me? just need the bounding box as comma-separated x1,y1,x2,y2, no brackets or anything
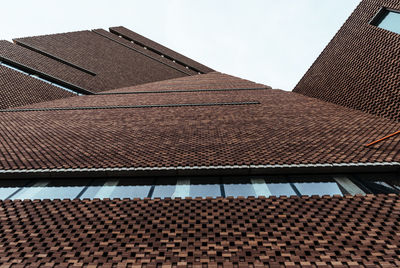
190,184,221,198
251,178,272,197
223,178,256,197
80,179,152,199
267,183,297,196
372,9,400,34
172,179,190,198
361,181,399,194
110,179,152,199
190,178,221,198
11,179,90,200
293,182,343,196
0,180,30,199
223,177,296,197
152,178,177,198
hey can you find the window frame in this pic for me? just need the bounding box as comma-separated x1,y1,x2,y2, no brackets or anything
370,7,400,34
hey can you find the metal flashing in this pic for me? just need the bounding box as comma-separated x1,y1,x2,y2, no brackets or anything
109,27,204,74
14,40,97,76
0,162,397,179
96,87,271,95
0,55,94,95
92,30,193,76
0,101,260,113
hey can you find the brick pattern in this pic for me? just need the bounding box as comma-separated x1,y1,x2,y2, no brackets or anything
0,73,398,170
294,0,400,122
103,72,269,93
92,29,198,76
0,40,100,92
0,195,399,267
13,30,191,92
110,26,215,74
0,65,74,109
24,73,268,109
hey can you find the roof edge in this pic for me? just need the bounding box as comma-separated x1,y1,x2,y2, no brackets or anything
0,162,398,179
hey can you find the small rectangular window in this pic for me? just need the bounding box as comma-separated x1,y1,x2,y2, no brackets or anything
371,8,400,34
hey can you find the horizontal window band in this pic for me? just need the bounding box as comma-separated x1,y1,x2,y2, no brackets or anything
92,30,193,76
1,172,400,200
96,87,270,95
14,40,97,76
0,101,260,113
109,28,204,74
0,55,94,95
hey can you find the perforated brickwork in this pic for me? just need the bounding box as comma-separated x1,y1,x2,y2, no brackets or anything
294,0,400,122
0,195,399,267
0,73,398,171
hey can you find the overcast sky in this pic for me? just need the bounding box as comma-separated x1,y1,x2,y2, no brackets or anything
1,0,361,91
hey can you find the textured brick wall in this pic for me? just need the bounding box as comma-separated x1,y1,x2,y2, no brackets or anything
0,65,74,109
110,26,215,74
0,73,398,170
0,195,399,267
13,30,190,92
294,0,400,122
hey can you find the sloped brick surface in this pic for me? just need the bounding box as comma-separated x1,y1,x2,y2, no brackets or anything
103,72,268,93
0,73,398,171
0,195,399,267
0,65,74,109
110,26,215,74
13,30,190,92
294,0,400,122
92,29,198,76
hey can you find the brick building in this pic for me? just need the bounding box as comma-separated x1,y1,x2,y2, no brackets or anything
0,0,399,267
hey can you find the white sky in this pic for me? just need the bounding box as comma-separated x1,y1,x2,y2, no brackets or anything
1,0,361,91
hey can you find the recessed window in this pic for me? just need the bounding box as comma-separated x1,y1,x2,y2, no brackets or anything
0,174,397,200
371,8,400,34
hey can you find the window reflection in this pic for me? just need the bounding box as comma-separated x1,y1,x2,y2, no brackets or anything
267,183,297,196
294,182,343,196
80,179,152,199
375,10,400,34
0,174,397,200
0,180,30,199
11,179,89,200
190,178,221,198
152,178,177,198
224,178,256,197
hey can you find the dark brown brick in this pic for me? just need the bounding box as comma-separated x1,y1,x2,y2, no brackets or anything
294,0,400,122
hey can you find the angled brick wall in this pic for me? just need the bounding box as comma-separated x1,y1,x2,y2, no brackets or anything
0,65,74,109
13,30,190,92
110,26,215,74
294,0,400,122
